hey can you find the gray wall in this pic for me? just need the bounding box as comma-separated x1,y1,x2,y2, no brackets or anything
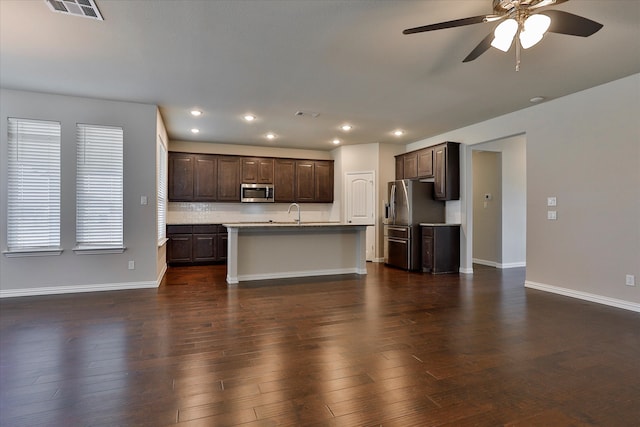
407,73,640,308
1,89,159,295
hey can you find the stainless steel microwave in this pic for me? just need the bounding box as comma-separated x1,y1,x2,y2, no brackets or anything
241,183,274,203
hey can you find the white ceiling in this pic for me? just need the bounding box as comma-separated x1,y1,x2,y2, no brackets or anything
1,0,639,151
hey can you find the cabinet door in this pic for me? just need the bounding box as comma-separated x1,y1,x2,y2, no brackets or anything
314,161,334,202
193,234,216,262
217,156,241,201
395,156,404,180
295,161,315,202
241,158,259,183
168,153,194,201
403,153,418,179
417,148,433,178
217,231,228,261
274,159,296,202
434,145,447,200
422,228,434,272
257,158,274,184
167,234,193,263
194,155,217,201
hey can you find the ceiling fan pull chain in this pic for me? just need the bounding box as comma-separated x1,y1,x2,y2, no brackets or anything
515,37,521,71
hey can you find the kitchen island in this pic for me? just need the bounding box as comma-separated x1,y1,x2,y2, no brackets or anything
223,222,367,285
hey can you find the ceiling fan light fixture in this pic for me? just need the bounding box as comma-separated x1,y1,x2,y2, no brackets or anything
520,14,551,49
491,18,518,52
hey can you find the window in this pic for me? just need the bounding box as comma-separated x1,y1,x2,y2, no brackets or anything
75,124,124,253
157,135,167,244
6,118,62,255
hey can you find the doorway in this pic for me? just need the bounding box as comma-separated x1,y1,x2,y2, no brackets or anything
345,171,376,261
470,135,526,270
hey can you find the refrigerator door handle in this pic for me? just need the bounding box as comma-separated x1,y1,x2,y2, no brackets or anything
390,183,396,223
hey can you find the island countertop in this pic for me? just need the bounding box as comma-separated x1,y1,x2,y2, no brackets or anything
223,221,356,228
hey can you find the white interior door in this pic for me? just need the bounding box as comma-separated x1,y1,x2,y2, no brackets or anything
345,171,375,260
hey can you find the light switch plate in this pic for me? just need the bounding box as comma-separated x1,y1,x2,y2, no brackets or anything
547,197,557,207
547,210,557,220
140,196,148,205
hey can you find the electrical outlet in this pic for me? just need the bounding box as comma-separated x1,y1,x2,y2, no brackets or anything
128,260,135,270
547,210,557,220
626,274,635,287
547,197,557,206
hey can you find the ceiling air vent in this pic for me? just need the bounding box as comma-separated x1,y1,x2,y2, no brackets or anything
45,0,103,21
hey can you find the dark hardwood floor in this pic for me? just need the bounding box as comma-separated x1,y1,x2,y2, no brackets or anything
1,263,638,426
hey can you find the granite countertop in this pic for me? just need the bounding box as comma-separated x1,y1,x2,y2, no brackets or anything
223,221,361,228
419,223,462,227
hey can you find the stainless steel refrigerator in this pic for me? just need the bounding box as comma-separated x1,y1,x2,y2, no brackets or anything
384,180,445,270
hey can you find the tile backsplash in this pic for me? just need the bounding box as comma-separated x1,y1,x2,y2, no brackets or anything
168,202,341,224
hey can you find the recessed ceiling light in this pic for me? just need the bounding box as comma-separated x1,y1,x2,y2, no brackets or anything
393,129,405,137
332,139,341,145
265,133,276,140
190,109,202,117
341,124,352,132
244,114,256,122
190,128,200,134
530,96,546,103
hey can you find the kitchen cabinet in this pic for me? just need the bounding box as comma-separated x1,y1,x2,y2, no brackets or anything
168,153,195,201
217,156,241,201
167,224,227,265
314,160,334,202
417,147,433,178
242,157,274,184
433,142,459,201
403,152,418,179
295,160,333,203
169,152,333,204
394,142,459,201
295,161,315,202
421,225,460,274
274,159,296,202
395,156,404,180
194,154,217,201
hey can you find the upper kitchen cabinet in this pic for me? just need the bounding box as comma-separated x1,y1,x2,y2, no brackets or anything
241,157,274,184
168,152,194,201
403,152,418,179
169,152,217,202
274,159,296,202
394,142,459,201
314,160,334,202
217,156,241,202
433,142,459,201
295,160,334,203
417,147,433,178
194,154,217,201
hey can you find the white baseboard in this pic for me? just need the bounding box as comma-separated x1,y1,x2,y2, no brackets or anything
0,280,159,298
473,258,526,269
157,263,167,286
459,267,474,274
525,280,640,313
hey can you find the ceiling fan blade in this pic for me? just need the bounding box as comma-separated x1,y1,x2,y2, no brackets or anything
403,15,488,35
528,0,570,11
462,32,495,62
544,10,603,37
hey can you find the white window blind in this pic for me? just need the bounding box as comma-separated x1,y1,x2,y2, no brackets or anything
7,118,61,253
157,136,167,243
76,124,124,249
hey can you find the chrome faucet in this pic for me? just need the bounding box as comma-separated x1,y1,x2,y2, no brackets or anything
287,203,301,224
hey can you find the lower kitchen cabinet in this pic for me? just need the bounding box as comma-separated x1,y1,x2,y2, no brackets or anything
421,225,460,274
167,224,227,265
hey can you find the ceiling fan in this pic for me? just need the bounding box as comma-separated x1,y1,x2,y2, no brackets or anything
403,0,603,71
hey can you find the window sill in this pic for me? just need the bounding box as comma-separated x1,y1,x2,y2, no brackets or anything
3,248,64,257
158,238,169,248
73,246,126,255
